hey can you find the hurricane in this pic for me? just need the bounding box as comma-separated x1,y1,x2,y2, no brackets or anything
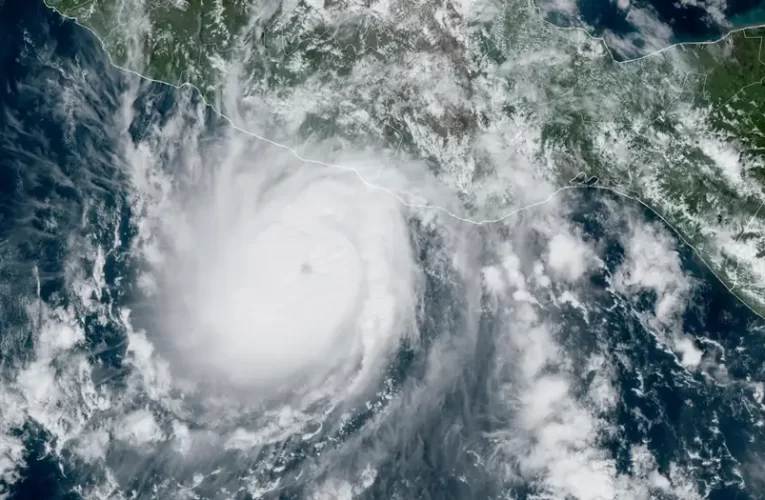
82,50,486,495
3,0,765,499
136,124,429,411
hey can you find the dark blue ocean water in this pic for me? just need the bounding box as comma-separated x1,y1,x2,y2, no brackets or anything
2,0,765,498
0,1,131,497
542,0,765,59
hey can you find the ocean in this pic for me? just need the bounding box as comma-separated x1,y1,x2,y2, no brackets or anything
543,0,765,59
1,0,765,498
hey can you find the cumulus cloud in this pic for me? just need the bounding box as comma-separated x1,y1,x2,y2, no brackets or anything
613,218,691,325
674,336,704,368
603,7,674,59
479,203,709,499
677,0,729,27
547,231,596,281
534,0,583,22
114,409,164,446
612,214,709,373
483,237,624,499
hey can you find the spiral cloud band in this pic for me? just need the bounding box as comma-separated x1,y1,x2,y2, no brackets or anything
156,140,421,401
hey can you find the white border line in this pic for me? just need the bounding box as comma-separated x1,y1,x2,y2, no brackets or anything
42,0,765,318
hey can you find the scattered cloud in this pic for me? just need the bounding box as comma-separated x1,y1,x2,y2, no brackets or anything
613,217,691,326
547,231,596,281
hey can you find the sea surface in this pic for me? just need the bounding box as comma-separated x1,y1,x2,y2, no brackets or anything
0,1,125,497
542,0,765,59
2,0,765,499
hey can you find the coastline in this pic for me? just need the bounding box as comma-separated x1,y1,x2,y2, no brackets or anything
38,0,765,321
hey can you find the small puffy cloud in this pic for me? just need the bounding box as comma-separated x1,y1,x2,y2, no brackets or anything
613,219,691,325
547,232,595,281
603,7,674,59
675,336,704,368
482,265,507,295
612,216,712,372
114,409,164,446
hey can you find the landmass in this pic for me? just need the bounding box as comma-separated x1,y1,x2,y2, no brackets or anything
44,0,765,314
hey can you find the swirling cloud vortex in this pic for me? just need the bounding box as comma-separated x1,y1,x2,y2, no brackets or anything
163,148,419,399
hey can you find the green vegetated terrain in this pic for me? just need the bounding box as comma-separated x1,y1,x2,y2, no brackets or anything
675,30,765,297
697,29,765,197
46,0,252,97
44,0,765,314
